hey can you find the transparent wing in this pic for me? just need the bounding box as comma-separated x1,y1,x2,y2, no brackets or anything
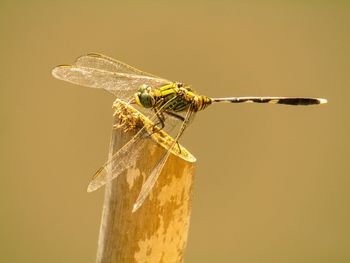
132,107,195,212
88,95,185,193
75,53,167,79
52,66,171,98
162,110,196,137
87,128,148,192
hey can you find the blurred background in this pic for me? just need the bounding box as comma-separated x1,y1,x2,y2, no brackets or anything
1,1,349,262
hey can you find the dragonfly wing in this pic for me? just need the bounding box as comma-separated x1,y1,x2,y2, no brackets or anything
162,110,196,137
87,128,148,192
132,107,195,212
75,53,168,80
132,147,171,212
52,66,171,98
87,97,177,192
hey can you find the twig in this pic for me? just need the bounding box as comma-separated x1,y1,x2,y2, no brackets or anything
95,100,196,263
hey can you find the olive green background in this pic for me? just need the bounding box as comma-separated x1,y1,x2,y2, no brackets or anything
1,1,349,262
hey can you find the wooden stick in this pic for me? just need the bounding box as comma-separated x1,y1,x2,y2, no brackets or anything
95,100,196,263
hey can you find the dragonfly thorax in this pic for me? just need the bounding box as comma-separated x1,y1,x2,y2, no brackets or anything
134,83,212,112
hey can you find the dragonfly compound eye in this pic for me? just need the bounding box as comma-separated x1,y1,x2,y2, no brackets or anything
140,92,155,108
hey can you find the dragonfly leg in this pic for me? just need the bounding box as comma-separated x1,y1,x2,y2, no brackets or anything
145,108,166,138
151,99,166,129
164,111,185,122
153,110,165,130
176,141,182,154
151,112,182,153
162,111,186,153
155,111,166,130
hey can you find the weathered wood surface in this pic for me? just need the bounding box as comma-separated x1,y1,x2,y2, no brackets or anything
95,102,196,263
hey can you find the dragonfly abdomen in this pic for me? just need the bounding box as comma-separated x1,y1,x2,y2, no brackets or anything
191,95,212,111
211,97,326,106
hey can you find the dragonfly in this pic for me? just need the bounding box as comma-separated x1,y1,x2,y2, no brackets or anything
52,53,327,212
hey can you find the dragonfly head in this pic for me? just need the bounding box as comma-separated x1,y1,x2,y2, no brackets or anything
134,84,156,108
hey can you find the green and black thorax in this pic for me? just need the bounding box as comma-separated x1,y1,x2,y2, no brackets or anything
134,83,212,112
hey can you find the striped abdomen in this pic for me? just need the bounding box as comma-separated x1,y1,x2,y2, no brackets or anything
211,97,327,106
